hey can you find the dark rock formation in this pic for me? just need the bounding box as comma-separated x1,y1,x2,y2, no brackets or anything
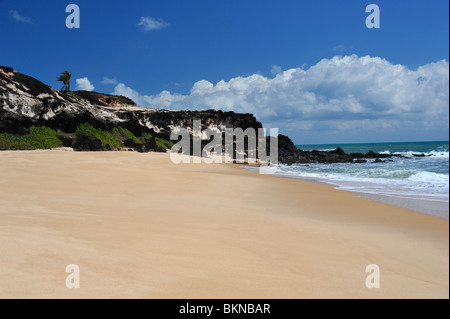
74,135,105,151
276,135,396,164
1,66,397,164
0,66,261,152
72,90,136,107
0,66,121,135
123,138,142,149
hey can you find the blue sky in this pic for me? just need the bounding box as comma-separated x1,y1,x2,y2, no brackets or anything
1,0,449,144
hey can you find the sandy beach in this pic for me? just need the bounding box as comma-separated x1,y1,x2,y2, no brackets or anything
0,150,448,298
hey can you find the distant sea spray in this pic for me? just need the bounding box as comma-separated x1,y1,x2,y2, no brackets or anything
280,141,449,203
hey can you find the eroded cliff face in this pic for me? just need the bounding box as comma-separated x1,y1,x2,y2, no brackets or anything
1,66,394,163
71,91,136,107
0,66,262,139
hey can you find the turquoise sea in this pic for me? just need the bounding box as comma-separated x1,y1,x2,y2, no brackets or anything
275,141,449,205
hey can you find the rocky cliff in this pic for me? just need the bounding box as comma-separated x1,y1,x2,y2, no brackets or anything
276,134,393,164
1,65,395,163
0,66,262,152
71,90,136,107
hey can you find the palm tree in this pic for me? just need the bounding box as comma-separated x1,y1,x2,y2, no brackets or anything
57,70,72,92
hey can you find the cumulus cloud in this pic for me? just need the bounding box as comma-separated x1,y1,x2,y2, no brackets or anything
137,16,170,31
111,55,449,142
75,77,95,91
113,83,145,104
101,77,118,85
270,65,282,75
9,9,32,23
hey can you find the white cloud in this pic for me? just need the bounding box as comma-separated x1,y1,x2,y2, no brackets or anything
137,16,170,31
111,55,449,142
9,9,32,23
101,77,118,85
75,77,95,91
270,65,282,75
113,83,145,104
333,45,346,52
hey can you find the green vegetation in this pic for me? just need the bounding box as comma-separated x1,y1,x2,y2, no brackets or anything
142,133,174,150
57,70,72,92
0,123,173,151
66,91,81,99
0,126,63,150
75,123,120,149
155,137,174,149
112,127,142,145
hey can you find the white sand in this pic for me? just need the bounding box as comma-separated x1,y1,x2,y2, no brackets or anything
0,151,448,298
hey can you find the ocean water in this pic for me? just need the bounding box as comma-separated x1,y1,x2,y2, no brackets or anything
275,141,449,206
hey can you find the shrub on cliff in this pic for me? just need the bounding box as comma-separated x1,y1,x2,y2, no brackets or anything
141,133,173,152
74,123,120,150
112,127,143,149
0,126,63,150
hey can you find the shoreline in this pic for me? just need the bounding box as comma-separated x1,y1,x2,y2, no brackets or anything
254,170,449,220
352,192,449,220
0,150,448,298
